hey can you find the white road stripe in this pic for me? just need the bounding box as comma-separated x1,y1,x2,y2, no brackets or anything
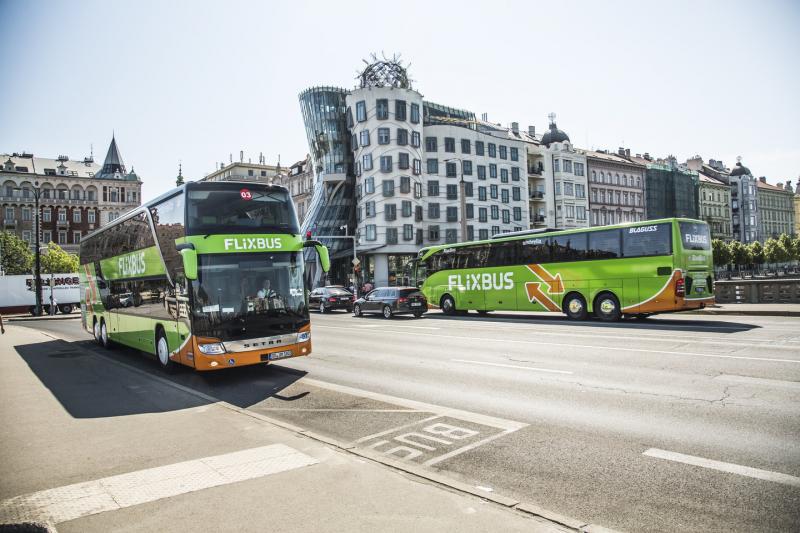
714,374,800,390
314,325,800,364
353,323,440,330
452,359,573,375
0,444,318,525
642,448,800,487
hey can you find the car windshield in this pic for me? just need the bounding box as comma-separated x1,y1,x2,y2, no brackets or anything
191,251,307,341
326,288,351,295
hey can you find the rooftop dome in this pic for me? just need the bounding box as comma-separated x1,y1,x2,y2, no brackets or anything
729,161,751,176
357,53,412,89
541,121,570,146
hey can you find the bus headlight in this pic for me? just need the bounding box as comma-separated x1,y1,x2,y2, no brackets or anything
198,343,226,355
297,331,310,343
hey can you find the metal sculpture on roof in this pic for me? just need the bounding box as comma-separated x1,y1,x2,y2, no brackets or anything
357,53,413,89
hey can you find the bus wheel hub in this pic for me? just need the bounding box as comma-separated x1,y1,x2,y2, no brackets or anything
569,300,583,313
600,300,615,313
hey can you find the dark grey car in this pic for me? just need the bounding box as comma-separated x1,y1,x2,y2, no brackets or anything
309,286,354,313
353,287,427,319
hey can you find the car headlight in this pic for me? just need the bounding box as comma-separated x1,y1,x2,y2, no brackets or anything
198,343,226,355
297,331,310,342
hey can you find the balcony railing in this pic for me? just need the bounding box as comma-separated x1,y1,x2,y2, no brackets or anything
529,191,545,200
3,219,16,226
528,167,543,175
532,215,546,223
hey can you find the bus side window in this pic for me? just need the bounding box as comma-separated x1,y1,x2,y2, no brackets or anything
551,233,588,262
520,238,550,264
488,241,520,268
588,229,622,259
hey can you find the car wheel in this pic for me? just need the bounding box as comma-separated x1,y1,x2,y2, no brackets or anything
382,305,393,319
594,292,621,322
413,311,424,318
319,302,326,314
99,319,111,349
156,328,174,371
563,293,588,321
440,295,456,316
353,304,362,317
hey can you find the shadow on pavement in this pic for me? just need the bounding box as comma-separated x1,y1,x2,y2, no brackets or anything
14,338,307,418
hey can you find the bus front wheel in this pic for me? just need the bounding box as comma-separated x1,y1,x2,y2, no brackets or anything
594,292,621,322
155,328,175,371
440,295,456,316
563,293,588,321
99,319,111,348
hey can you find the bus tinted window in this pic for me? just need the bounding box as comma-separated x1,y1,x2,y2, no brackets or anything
520,237,550,263
679,222,710,250
186,187,298,235
488,240,520,267
551,233,588,262
623,223,671,257
150,193,186,280
588,229,621,259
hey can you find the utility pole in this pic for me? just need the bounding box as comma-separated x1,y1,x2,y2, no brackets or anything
15,182,43,314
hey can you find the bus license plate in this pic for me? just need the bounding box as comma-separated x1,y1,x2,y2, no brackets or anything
267,350,293,361
696,287,704,294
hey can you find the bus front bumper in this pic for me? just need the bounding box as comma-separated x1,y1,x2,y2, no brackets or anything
191,339,312,371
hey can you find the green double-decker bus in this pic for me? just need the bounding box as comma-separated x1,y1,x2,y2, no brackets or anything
415,218,714,321
79,181,329,370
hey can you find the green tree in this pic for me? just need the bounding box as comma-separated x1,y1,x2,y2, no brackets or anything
0,231,33,275
793,235,800,262
728,240,751,268
711,239,731,267
777,233,794,264
763,238,781,267
41,242,79,273
748,241,765,266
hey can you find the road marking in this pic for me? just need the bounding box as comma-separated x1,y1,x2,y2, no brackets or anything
452,359,573,375
355,415,442,443
257,408,422,412
714,374,800,390
353,323,440,330
0,444,318,525
315,325,800,364
642,448,800,487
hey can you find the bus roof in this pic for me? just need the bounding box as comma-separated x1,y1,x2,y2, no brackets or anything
417,217,706,260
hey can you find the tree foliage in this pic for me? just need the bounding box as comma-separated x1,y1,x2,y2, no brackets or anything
728,240,751,267
711,239,731,267
41,242,79,273
0,231,33,275
763,238,782,266
748,241,764,266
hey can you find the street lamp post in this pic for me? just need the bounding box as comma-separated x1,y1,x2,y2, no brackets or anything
15,182,43,315
445,158,468,242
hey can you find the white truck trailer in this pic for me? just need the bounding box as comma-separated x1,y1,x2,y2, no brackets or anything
0,273,81,315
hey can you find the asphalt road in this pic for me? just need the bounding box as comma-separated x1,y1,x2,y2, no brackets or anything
17,311,800,532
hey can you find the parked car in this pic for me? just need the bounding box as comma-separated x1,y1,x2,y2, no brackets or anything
309,286,354,313
353,287,427,319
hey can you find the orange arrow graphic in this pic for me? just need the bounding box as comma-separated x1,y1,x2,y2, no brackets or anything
525,282,561,312
527,264,564,294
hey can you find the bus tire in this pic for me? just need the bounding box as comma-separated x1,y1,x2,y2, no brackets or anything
59,304,73,314
155,327,174,371
93,317,101,344
563,293,588,321
99,319,111,349
594,292,621,322
440,295,456,315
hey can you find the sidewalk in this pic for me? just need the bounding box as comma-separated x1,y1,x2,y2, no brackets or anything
678,303,800,317
5,313,80,322
0,325,573,533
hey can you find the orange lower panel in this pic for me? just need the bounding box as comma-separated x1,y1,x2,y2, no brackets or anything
189,340,311,371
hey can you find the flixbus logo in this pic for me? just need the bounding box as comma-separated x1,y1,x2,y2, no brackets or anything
448,272,514,291
118,251,146,277
223,237,283,251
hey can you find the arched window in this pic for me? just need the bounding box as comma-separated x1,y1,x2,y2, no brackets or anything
591,170,597,182
600,171,605,183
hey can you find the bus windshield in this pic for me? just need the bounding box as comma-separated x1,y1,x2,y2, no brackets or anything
186,186,299,235
679,222,711,251
191,251,307,341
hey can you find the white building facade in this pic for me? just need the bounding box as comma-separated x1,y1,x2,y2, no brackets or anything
539,119,589,229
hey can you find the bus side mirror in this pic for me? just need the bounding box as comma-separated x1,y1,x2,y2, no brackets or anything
303,240,330,273
180,248,198,280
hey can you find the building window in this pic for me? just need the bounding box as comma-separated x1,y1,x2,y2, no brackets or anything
502,209,510,224
395,100,406,121
22,207,31,221
564,182,574,196
577,206,586,221
376,99,389,120
489,164,497,178
446,162,457,177
385,203,397,221
363,154,373,171
22,230,31,243
428,225,440,241
575,184,585,198
501,189,509,203
428,181,439,196
464,182,473,197
410,103,420,124
414,182,422,199
360,130,370,146
58,209,67,222
400,176,411,194
411,131,421,147
425,137,437,152
413,159,421,175
73,231,81,243
428,203,440,219
444,137,456,153
467,225,474,241
426,159,439,174
378,128,390,145
566,205,575,218
365,201,376,217
512,187,521,201
479,228,489,240
402,200,412,217
477,165,486,180
511,167,520,181
463,161,473,175
399,153,409,170
466,203,474,219
513,207,522,221
58,231,67,245
475,141,484,156
556,182,562,195
461,139,471,154
445,229,458,243
500,168,508,183
563,160,572,173
447,184,458,200
366,224,377,241
478,186,487,201
446,206,458,222
397,129,408,146
479,207,488,222
386,227,398,244
499,146,507,159
415,205,423,221
43,230,52,243
365,176,375,194
73,210,81,223
382,179,395,197
510,147,519,161
355,162,362,177
488,143,497,158
554,159,561,172
400,224,413,241
574,162,584,176
491,205,499,219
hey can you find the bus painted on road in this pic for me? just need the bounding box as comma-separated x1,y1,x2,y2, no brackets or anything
414,218,713,321
79,181,329,370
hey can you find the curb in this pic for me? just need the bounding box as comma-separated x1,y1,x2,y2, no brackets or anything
7,315,80,323
19,329,622,533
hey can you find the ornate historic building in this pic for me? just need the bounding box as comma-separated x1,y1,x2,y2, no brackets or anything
584,148,646,226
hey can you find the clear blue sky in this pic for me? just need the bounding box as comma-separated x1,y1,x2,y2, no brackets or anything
1,0,798,202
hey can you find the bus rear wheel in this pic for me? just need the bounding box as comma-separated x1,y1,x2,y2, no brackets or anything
99,319,111,348
156,328,174,371
594,292,621,322
563,293,588,321
440,295,456,316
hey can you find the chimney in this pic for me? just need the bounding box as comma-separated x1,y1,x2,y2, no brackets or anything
618,147,625,156
644,152,651,161
528,125,535,137
511,122,519,134
240,150,244,163
759,176,767,183
625,148,630,157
